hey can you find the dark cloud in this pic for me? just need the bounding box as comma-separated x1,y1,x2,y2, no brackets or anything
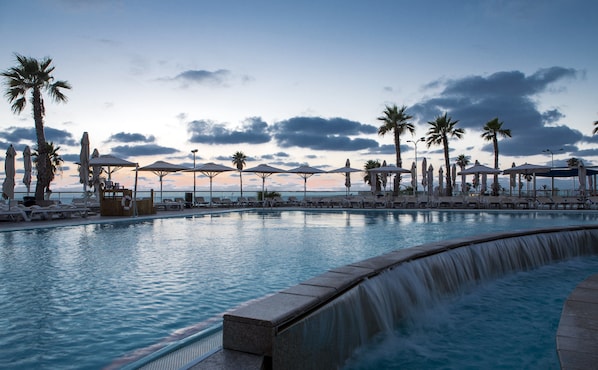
188,117,270,145
110,144,178,157
174,69,231,86
108,132,155,143
410,67,581,157
0,126,77,147
271,116,379,151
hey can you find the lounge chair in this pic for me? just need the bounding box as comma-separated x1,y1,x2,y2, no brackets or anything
0,203,30,222
194,197,209,207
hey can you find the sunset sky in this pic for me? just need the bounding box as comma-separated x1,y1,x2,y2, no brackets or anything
1,0,597,194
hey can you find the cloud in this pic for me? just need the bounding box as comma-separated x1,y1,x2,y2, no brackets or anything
173,69,232,87
187,117,270,145
271,116,379,151
410,67,581,157
0,126,77,147
107,132,155,143
110,144,179,157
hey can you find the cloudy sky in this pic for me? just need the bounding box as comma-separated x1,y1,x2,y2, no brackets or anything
1,0,597,193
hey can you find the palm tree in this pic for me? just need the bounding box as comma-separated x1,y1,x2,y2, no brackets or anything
32,142,63,195
1,54,71,201
456,154,470,194
481,117,512,195
593,120,598,135
232,151,247,197
425,113,465,196
363,159,382,192
377,104,414,194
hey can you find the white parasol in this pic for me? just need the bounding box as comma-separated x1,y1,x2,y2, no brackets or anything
79,132,90,193
328,159,362,196
243,163,286,206
2,144,17,202
193,162,235,206
287,165,325,200
138,160,189,201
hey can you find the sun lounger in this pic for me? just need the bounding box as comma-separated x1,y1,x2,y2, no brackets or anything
0,205,30,222
155,199,184,211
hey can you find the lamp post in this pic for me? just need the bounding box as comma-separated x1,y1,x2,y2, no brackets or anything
191,149,198,205
407,137,425,195
543,148,563,196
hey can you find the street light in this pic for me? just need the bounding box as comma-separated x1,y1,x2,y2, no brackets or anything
191,149,198,205
543,148,563,196
407,137,425,194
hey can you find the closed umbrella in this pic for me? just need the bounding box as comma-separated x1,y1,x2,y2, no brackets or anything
427,164,434,196
287,165,325,200
438,166,444,195
482,173,488,194
23,146,32,195
421,157,427,192
452,163,457,189
411,161,417,195
91,149,102,196
509,162,516,196
328,159,361,196
2,144,17,203
138,160,189,201
380,160,388,192
79,132,90,193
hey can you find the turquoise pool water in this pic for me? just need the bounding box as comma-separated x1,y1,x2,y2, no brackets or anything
1,210,597,369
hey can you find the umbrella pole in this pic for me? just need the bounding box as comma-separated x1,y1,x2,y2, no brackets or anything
262,177,266,207
304,177,307,200
210,177,213,207
133,163,139,217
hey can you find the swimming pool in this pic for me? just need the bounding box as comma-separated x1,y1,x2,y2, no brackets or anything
1,210,597,369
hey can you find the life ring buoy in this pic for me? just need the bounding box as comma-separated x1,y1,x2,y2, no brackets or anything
121,195,133,211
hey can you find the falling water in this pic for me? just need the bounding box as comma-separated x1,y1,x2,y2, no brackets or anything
273,228,598,370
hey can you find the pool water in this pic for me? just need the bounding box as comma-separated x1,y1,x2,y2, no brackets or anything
1,210,597,369
343,255,598,369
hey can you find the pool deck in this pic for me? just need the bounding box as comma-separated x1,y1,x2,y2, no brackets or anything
3,206,598,369
557,273,598,370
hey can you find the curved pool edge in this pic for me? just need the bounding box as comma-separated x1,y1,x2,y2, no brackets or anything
158,224,598,370
556,272,598,369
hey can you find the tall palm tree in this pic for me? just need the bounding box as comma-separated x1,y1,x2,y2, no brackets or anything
377,104,414,194
32,142,63,195
232,151,247,197
1,54,71,201
363,159,382,192
425,113,465,196
481,117,511,195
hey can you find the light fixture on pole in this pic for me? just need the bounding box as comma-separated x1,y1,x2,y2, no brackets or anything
407,137,425,193
191,149,198,205
542,148,563,196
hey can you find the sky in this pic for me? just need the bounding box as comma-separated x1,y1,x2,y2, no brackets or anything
1,0,597,195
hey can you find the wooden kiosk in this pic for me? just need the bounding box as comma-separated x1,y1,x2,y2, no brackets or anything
100,188,155,216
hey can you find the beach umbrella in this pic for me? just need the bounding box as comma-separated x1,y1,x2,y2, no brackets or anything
79,132,90,193
90,149,102,196
458,161,501,194
194,162,235,206
2,144,16,202
287,165,325,199
411,161,417,195
438,166,444,195
370,164,410,195
243,163,286,206
503,163,550,198
452,163,457,189
89,154,137,182
380,160,388,192
421,157,427,191
22,146,32,195
427,164,434,196
138,160,189,201
328,159,361,196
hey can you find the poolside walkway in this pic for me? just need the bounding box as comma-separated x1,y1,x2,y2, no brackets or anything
557,273,598,369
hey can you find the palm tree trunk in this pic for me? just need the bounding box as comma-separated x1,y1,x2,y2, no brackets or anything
394,133,402,195
239,171,243,197
443,137,452,196
493,137,499,195
32,88,49,201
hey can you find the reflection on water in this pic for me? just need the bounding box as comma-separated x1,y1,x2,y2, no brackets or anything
1,210,598,369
